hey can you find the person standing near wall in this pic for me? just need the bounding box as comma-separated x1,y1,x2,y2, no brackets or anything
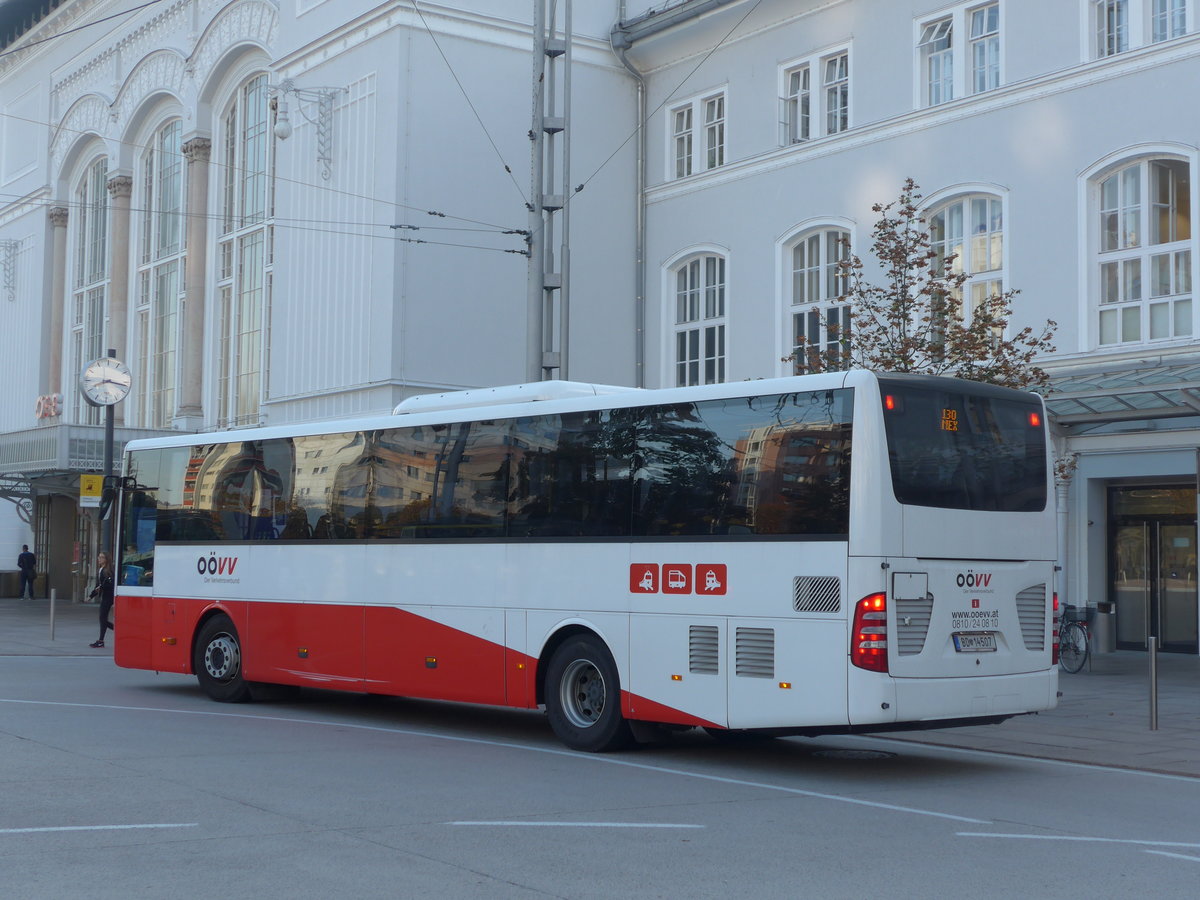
17,544,36,600
88,551,115,649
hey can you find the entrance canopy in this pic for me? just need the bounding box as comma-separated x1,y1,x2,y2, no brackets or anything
1046,358,1200,430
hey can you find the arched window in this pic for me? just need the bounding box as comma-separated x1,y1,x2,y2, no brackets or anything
70,156,109,425
216,74,274,426
134,119,185,428
927,193,1004,332
1095,158,1192,345
788,227,849,374
672,254,726,386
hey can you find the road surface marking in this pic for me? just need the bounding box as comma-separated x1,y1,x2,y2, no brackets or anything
958,832,1200,849
1,824,198,835
450,822,704,828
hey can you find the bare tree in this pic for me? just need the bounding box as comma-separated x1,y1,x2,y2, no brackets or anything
785,179,1057,390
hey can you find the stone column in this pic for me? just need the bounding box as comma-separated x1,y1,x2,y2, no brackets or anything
175,137,212,430
105,174,133,424
47,207,69,398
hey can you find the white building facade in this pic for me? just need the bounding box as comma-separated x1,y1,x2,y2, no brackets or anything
1,0,1197,655
0,0,636,597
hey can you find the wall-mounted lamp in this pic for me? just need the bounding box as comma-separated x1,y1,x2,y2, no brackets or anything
269,78,347,180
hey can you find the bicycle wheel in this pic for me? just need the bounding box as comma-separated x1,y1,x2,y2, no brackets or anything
1059,621,1088,674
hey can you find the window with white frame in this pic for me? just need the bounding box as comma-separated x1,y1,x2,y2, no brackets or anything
916,3,1001,108
919,18,954,106
134,119,185,428
928,194,1006,330
778,49,850,145
673,254,726,386
1095,158,1193,345
823,53,849,134
216,74,274,427
669,92,726,179
1152,0,1188,40
70,157,109,426
780,65,810,144
1091,0,1190,57
788,228,850,373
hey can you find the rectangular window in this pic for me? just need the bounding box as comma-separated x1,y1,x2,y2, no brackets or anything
823,53,849,134
704,96,725,169
782,65,810,144
673,106,693,178
919,18,954,105
670,93,726,178
1152,0,1187,41
970,4,1000,93
1096,0,1130,56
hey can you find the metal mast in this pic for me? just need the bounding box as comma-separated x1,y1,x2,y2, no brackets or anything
527,0,572,382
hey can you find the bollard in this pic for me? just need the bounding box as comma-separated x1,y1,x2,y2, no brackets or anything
49,588,56,641
1149,635,1158,731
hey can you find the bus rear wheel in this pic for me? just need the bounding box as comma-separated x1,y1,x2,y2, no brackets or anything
545,636,632,752
194,615,251,703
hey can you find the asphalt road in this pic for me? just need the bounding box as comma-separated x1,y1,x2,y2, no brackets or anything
3,656,1199,899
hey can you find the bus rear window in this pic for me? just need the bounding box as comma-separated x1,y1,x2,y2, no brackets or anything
880,382,1047,512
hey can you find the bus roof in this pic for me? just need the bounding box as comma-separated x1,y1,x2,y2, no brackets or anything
119,370,1032,454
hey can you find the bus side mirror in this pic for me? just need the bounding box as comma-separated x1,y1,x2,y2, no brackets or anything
98,488,117,520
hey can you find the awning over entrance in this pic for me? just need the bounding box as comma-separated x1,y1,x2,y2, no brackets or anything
1046,358,1200,427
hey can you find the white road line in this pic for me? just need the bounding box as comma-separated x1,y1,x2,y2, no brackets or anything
1,824,198,835
1145,850,1200,863
450,822,704,828
958,832,1200,849
0,697,988,824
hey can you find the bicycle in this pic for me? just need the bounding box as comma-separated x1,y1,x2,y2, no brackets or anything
1058,607,1090,674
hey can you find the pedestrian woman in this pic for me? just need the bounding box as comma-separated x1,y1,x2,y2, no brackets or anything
88,551,115,649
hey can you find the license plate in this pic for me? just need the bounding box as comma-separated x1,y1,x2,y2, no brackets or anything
952,632,997,652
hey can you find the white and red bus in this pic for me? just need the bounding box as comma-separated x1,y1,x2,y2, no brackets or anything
114,370,1058,751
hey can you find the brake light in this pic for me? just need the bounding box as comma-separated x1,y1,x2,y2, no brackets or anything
1029,411,1042,428
884,394,896,411
851,592,888,672
1051,592,1059,665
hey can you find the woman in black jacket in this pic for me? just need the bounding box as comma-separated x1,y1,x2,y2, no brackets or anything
88,551,115,649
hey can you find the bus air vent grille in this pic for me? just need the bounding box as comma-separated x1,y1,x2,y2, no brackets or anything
1016,584,1047,651
689,625,720,674
793,576,841,613
895,595,934,656
735,627,775,678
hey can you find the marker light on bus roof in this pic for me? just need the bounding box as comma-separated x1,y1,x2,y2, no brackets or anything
884,395,896,411
1029,411,1042,427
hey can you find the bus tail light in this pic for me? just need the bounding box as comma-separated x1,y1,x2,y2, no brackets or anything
1051,592,1059,665
851,593,888,672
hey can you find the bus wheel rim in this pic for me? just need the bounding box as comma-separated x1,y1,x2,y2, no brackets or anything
204,634,240,681
560,658,606,729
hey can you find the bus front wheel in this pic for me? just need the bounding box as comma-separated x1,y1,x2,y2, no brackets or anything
194,615,251,703
545,636,632,753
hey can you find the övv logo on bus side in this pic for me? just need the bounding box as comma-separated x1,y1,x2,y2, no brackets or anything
197,552,239,577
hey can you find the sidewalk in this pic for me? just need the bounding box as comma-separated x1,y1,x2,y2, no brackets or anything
2,597,1197,776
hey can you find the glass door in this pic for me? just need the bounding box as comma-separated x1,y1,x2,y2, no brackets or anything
1109,487,1199,653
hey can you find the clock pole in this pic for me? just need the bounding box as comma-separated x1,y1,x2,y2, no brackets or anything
101,348,116,560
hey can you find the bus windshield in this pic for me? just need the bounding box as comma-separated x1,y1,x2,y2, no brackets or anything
879,379,1047,512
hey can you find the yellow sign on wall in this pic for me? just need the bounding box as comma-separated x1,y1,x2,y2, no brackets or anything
80,474,103,508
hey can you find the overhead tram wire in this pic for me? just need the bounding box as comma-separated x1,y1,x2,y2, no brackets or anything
409,0,529,207
0,192,529,258
0,108,527,237
0,0,167,60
